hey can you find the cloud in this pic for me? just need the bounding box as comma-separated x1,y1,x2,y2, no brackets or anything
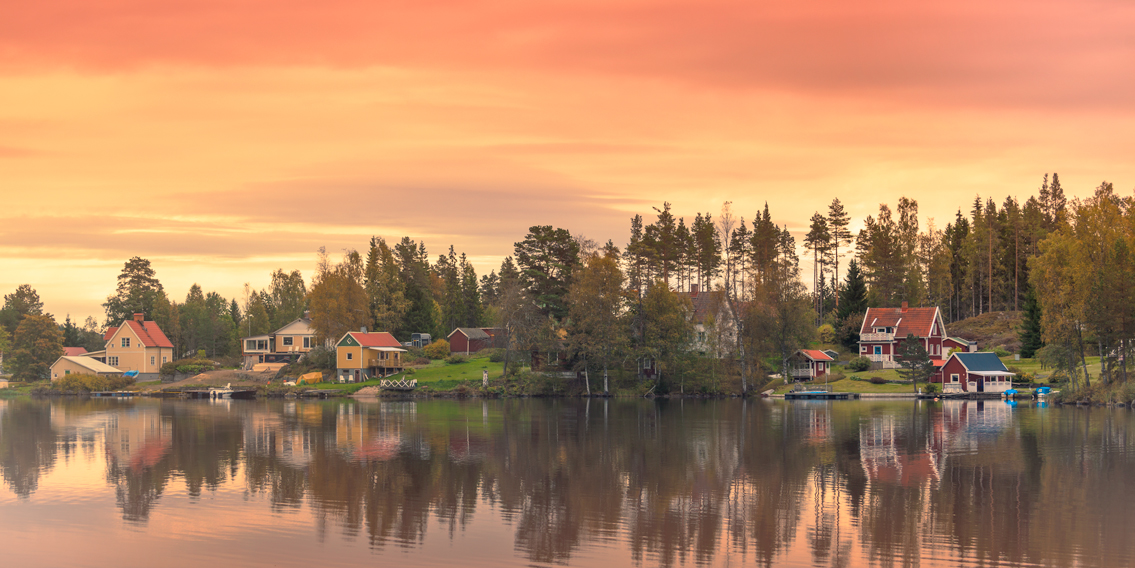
4,0,1135,108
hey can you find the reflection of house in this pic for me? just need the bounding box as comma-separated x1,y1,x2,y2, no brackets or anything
935,352,1014,394
858,303,949,369
679,285,735,356
241,314,317,370
50,356,124,381
860,415,943,486
101,314,174,379
790,349,834,379
336,331,406,383
447,327,499,354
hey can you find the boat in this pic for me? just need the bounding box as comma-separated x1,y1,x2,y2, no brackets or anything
209,383,234,399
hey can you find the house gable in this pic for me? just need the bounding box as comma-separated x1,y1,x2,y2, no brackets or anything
274,318,314,336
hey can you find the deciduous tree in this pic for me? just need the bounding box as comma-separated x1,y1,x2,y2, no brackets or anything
9,314,63,381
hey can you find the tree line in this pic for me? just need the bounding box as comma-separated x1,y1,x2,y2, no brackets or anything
2,172,1131,394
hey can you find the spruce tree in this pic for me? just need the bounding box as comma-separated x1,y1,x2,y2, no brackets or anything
836,259,868,321
1019,285,1044,358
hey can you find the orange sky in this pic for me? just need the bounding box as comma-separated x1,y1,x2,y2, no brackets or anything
3,0,1134,322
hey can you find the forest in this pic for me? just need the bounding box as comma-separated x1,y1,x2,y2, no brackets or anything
1,173,1132,393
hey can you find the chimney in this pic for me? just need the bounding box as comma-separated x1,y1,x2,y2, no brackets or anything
360,326,367,333
901,301,908,313
690,283,699,296
133,313,144,322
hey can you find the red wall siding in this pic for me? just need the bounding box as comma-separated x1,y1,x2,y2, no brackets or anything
449,333,470,353
941,357,969,390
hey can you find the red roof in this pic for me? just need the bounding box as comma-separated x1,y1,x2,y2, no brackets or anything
63,347,88,356
860,307,941,338
347,331,402,348
105,320,174,348
799,349,834,361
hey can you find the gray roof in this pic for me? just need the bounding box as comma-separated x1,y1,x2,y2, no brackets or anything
53,356,123,374
955,352,1008,373
451,327,490,340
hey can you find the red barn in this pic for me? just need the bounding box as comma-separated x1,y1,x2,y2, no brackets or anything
859,303,949,368
447,328,500,354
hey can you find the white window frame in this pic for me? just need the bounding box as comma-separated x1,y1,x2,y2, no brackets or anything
950,373,959,383
346,352,353,360
283,336,294,346
121,337,130,348
303,337,311,348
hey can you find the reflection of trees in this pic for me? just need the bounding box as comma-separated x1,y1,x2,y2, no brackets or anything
0,400,57,497
14,397,1135,566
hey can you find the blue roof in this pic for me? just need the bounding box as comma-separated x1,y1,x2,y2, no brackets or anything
954,352,1008,372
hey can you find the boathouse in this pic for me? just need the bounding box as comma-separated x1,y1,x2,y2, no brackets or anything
935,352,1015,394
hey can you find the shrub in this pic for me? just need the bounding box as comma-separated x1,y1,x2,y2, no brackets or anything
446,354,469,365
410,357,430,366
160,357,216,377
424,339,450,360
992,346,1011,357
817,324,836,344
869,376,887,385
481,348,505,362
303,346,337,370
924,382,940,394
847,357,872,372
54,373,136,393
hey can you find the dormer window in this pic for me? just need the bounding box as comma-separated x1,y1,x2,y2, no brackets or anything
121,338,130,348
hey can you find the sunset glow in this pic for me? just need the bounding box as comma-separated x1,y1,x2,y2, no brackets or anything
3,0,1134,319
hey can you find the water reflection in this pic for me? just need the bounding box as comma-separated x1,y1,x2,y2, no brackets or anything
1,398,1135,567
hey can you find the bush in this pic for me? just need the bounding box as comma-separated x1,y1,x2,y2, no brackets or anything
446,354,469,365
869,376,887,385
847,357,872,372
160,358,216,377
992,346,1011,357
481,348,505,362
410,357,431,366
424,339,450,360
54,373,136,393
304,346,337,370
924,382,940,394
817,324,836,344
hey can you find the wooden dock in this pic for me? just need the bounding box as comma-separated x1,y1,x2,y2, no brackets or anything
91,391,139,398
784,391,858,400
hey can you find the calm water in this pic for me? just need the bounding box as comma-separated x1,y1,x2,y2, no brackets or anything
1,397,1133,567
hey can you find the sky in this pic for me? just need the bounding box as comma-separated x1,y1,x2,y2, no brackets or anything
3,0,1135,323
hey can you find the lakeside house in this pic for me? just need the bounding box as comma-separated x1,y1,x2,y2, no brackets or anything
335,331,406,383
679,284,735,356
934,352,1015,394
241,314,318,370
858,303,952,368
95,313,174,380
50,356,125,381
447,327,500,354
790,349,835,380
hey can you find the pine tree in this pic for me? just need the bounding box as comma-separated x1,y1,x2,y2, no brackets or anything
1019,285,1044,358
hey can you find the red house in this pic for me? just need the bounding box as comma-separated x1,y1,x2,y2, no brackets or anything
858,302,949,368
790,349,834,380
447,328,500,354
934,352,1014,394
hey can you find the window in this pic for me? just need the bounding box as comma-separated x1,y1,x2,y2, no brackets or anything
121,337,131,348
950,373,959,383
283,336,293,346
246,340,257,351
303,337,311,348
65,370,71,375
163,357,168,363
150,356,155,366
257,340,268,350
347,352,353,360
108,356,119,366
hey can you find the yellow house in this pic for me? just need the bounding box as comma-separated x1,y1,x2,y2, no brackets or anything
336,331,406,383
50,356,125,381
103,313,174,379
241,314,318,370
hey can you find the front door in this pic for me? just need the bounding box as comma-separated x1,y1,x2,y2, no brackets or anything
977,377,984,392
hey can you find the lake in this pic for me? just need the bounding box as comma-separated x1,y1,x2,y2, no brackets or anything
1,397,1132,567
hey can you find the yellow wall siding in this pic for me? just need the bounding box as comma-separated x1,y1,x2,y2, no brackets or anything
337,346,363,369
51,359,123,381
